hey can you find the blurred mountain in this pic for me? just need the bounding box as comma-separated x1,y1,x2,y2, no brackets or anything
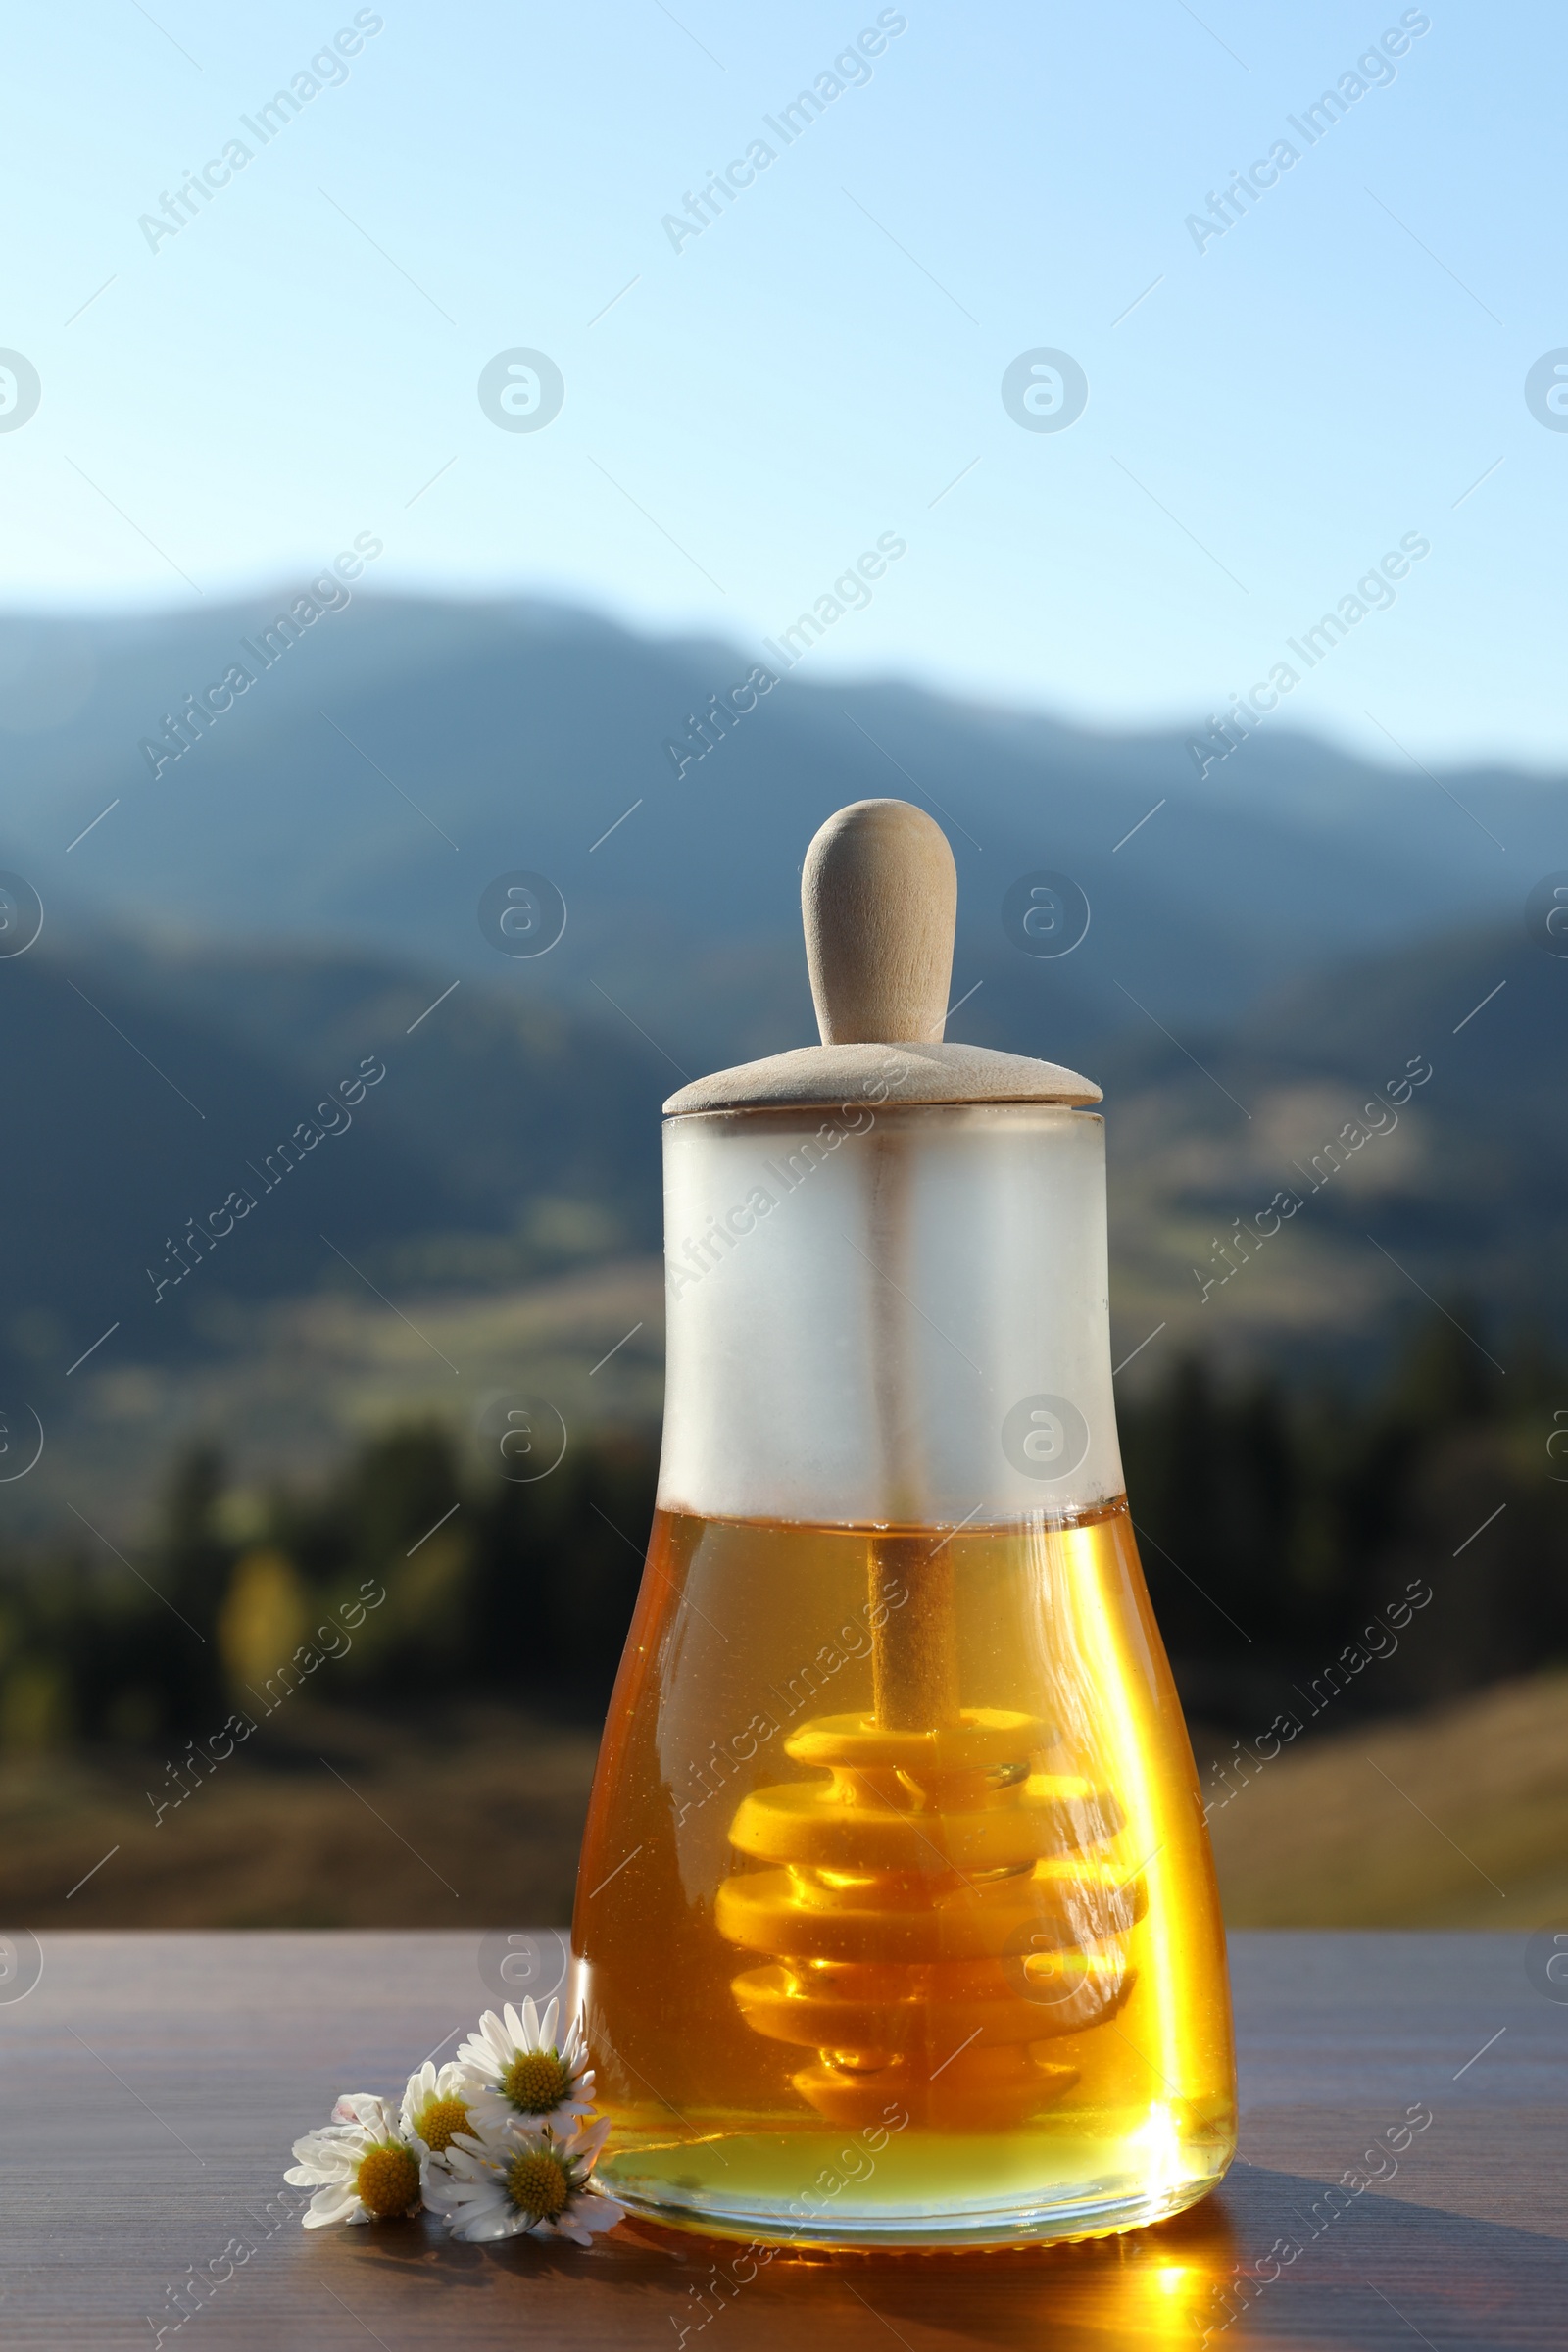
0,940,663,1400
2,593,1563,1078
0,899,1561,1544
3,592,1565,1536
1102,918,1568,1373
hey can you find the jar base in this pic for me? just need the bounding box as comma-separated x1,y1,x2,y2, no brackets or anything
606,2161,1231,2252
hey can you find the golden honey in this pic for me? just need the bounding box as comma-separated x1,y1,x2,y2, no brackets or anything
574,1498,1236,2246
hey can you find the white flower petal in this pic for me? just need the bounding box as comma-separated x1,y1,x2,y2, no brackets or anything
286,2140,357,2184
456,2010,514,2078
461,2087,522,2135
302,2186,362,2230
569,2116,612,2165
457,2207,529,2241
331,2092,385,2130
285,2096,421,2225
575,2193,625,2232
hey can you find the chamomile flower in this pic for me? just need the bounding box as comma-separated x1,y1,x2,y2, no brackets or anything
456,1997,596,2137
285,2093,422,2227
401,2060,476,2169
423,2114,624,2246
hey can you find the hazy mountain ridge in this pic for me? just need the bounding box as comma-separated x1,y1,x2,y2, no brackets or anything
4,906,1560,1406
3,594,1563,1080
1101,920,1568,1371
0,939,664,1405
3,594,1564,1533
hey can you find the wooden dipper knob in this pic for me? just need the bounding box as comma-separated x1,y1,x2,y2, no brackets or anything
802,800,956,1045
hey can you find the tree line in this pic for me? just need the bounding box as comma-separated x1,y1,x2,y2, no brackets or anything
0,1310,1559,1751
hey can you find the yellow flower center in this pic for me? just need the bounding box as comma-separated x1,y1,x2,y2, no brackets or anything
415,2094,471,2154
355,2142,420,2218
501,2048,571,2115
507,2148,570,2221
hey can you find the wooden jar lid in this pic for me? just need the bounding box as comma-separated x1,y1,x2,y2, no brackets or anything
663,800,1100,1117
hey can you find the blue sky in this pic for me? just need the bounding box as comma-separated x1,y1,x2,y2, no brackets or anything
5,0,1565,767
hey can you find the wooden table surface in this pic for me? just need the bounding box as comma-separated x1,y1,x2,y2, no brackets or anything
1,1931,1561,2349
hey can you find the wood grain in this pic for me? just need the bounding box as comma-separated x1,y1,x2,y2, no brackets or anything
802,799,956,1046
0,1932,1561,2347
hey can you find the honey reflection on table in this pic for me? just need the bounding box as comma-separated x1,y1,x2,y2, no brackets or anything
622,2186,1241,2347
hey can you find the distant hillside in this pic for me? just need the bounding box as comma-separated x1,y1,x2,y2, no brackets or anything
0,906,1556,1553
9,1672,1564,1932
0,940,662,1412
1102,918,1568,1373
4,904,1565,1491
7,904,1561,1315
4,594,1565,1078
1204,1671,1568,1927
4,582,1565,1529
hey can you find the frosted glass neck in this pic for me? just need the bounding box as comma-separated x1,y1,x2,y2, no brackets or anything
657,1102,1124,1528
